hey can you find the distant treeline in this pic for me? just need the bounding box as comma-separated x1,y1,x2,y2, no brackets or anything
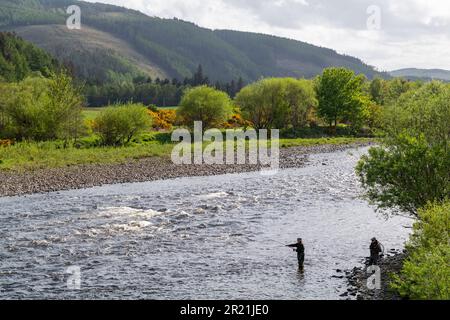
84,65,246,107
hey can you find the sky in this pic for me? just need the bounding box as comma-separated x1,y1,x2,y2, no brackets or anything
85,0,450,71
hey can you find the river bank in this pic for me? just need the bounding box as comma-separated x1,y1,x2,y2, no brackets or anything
0,141,374,197
344,252,407,300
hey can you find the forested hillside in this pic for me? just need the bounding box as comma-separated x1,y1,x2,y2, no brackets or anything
0,0,386,85
0,31,58,81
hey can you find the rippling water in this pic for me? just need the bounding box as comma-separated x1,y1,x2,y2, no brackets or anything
0,147,412,300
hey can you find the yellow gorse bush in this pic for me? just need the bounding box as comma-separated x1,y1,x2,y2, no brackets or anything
148,109,177,131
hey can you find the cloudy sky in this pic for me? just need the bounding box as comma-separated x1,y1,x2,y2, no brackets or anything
85,0,450,71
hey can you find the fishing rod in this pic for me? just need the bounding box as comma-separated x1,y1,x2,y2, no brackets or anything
269,239,289,246
269,239,308,248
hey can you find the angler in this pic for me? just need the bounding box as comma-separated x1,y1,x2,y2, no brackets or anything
287,238,305,272
369,237,384,266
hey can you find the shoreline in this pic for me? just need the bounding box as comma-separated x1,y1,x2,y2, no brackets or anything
0,141,374,197
344,252,407,300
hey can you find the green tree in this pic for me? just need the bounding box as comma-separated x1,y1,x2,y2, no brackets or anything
369,77,385,105
382,81,449,146
315,67,368,133
357,82,450,217
0,72,84,141
284,78,318,129
178,86,233,130
235,78,316,130
366,101,383,132
46,71,85,143
383,78,420,104
94,103,151,146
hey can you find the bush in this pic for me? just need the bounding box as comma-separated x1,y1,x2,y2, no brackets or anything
148,109,176,131
94,103,151,146
0,139,13,147
0,72,84,142
391,202,450,300
178,86,233,130
222,112,252,129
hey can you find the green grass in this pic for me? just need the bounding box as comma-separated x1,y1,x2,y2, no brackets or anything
278,137,374,148
82,107,104,121
157,106,179,110
0,140,173,172
0,135,374,172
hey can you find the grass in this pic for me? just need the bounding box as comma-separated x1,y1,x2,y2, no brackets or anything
82,107,104,121
278,137,374,148
157,106,179,110
0,134,374,172
0,140,173,172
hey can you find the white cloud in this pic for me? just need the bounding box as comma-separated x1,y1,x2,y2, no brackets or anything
84,0,450,70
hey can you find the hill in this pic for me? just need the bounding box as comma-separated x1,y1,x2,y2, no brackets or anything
11,24,168,84
389,68,450,82
0,0,385,84
0,31,58,81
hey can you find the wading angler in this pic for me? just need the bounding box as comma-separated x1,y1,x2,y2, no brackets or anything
171,121,280,174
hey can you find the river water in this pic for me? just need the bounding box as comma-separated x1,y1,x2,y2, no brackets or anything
0,147,412,300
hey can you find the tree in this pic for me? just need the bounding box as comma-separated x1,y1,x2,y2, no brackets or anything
0,72,84,142
177,86,233,131
357,82,450,217
315,67,368,133
369,77,386,105
94,103,151,146
284,78,317,129
235,78,288,130
47,71,85,143
368,77,422,107
236,77,245,93
235,78,317,130
382,81,449,145
366,101,383,132
192,64,209,86
384,78,420,104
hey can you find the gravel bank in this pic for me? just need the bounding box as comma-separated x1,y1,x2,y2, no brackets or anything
0,142,373,197
344,252,407,300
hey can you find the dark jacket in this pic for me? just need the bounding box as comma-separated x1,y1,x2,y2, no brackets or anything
370,241,382,256
288,243,305,256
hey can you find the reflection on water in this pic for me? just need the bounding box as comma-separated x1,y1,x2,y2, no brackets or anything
0,147,412,299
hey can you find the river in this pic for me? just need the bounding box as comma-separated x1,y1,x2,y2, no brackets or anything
0,147,412,299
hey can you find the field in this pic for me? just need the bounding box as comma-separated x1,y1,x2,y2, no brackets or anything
82,108,104,121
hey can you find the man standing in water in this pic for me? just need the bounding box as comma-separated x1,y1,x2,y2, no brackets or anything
369,238,383,265
287,238,305,271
